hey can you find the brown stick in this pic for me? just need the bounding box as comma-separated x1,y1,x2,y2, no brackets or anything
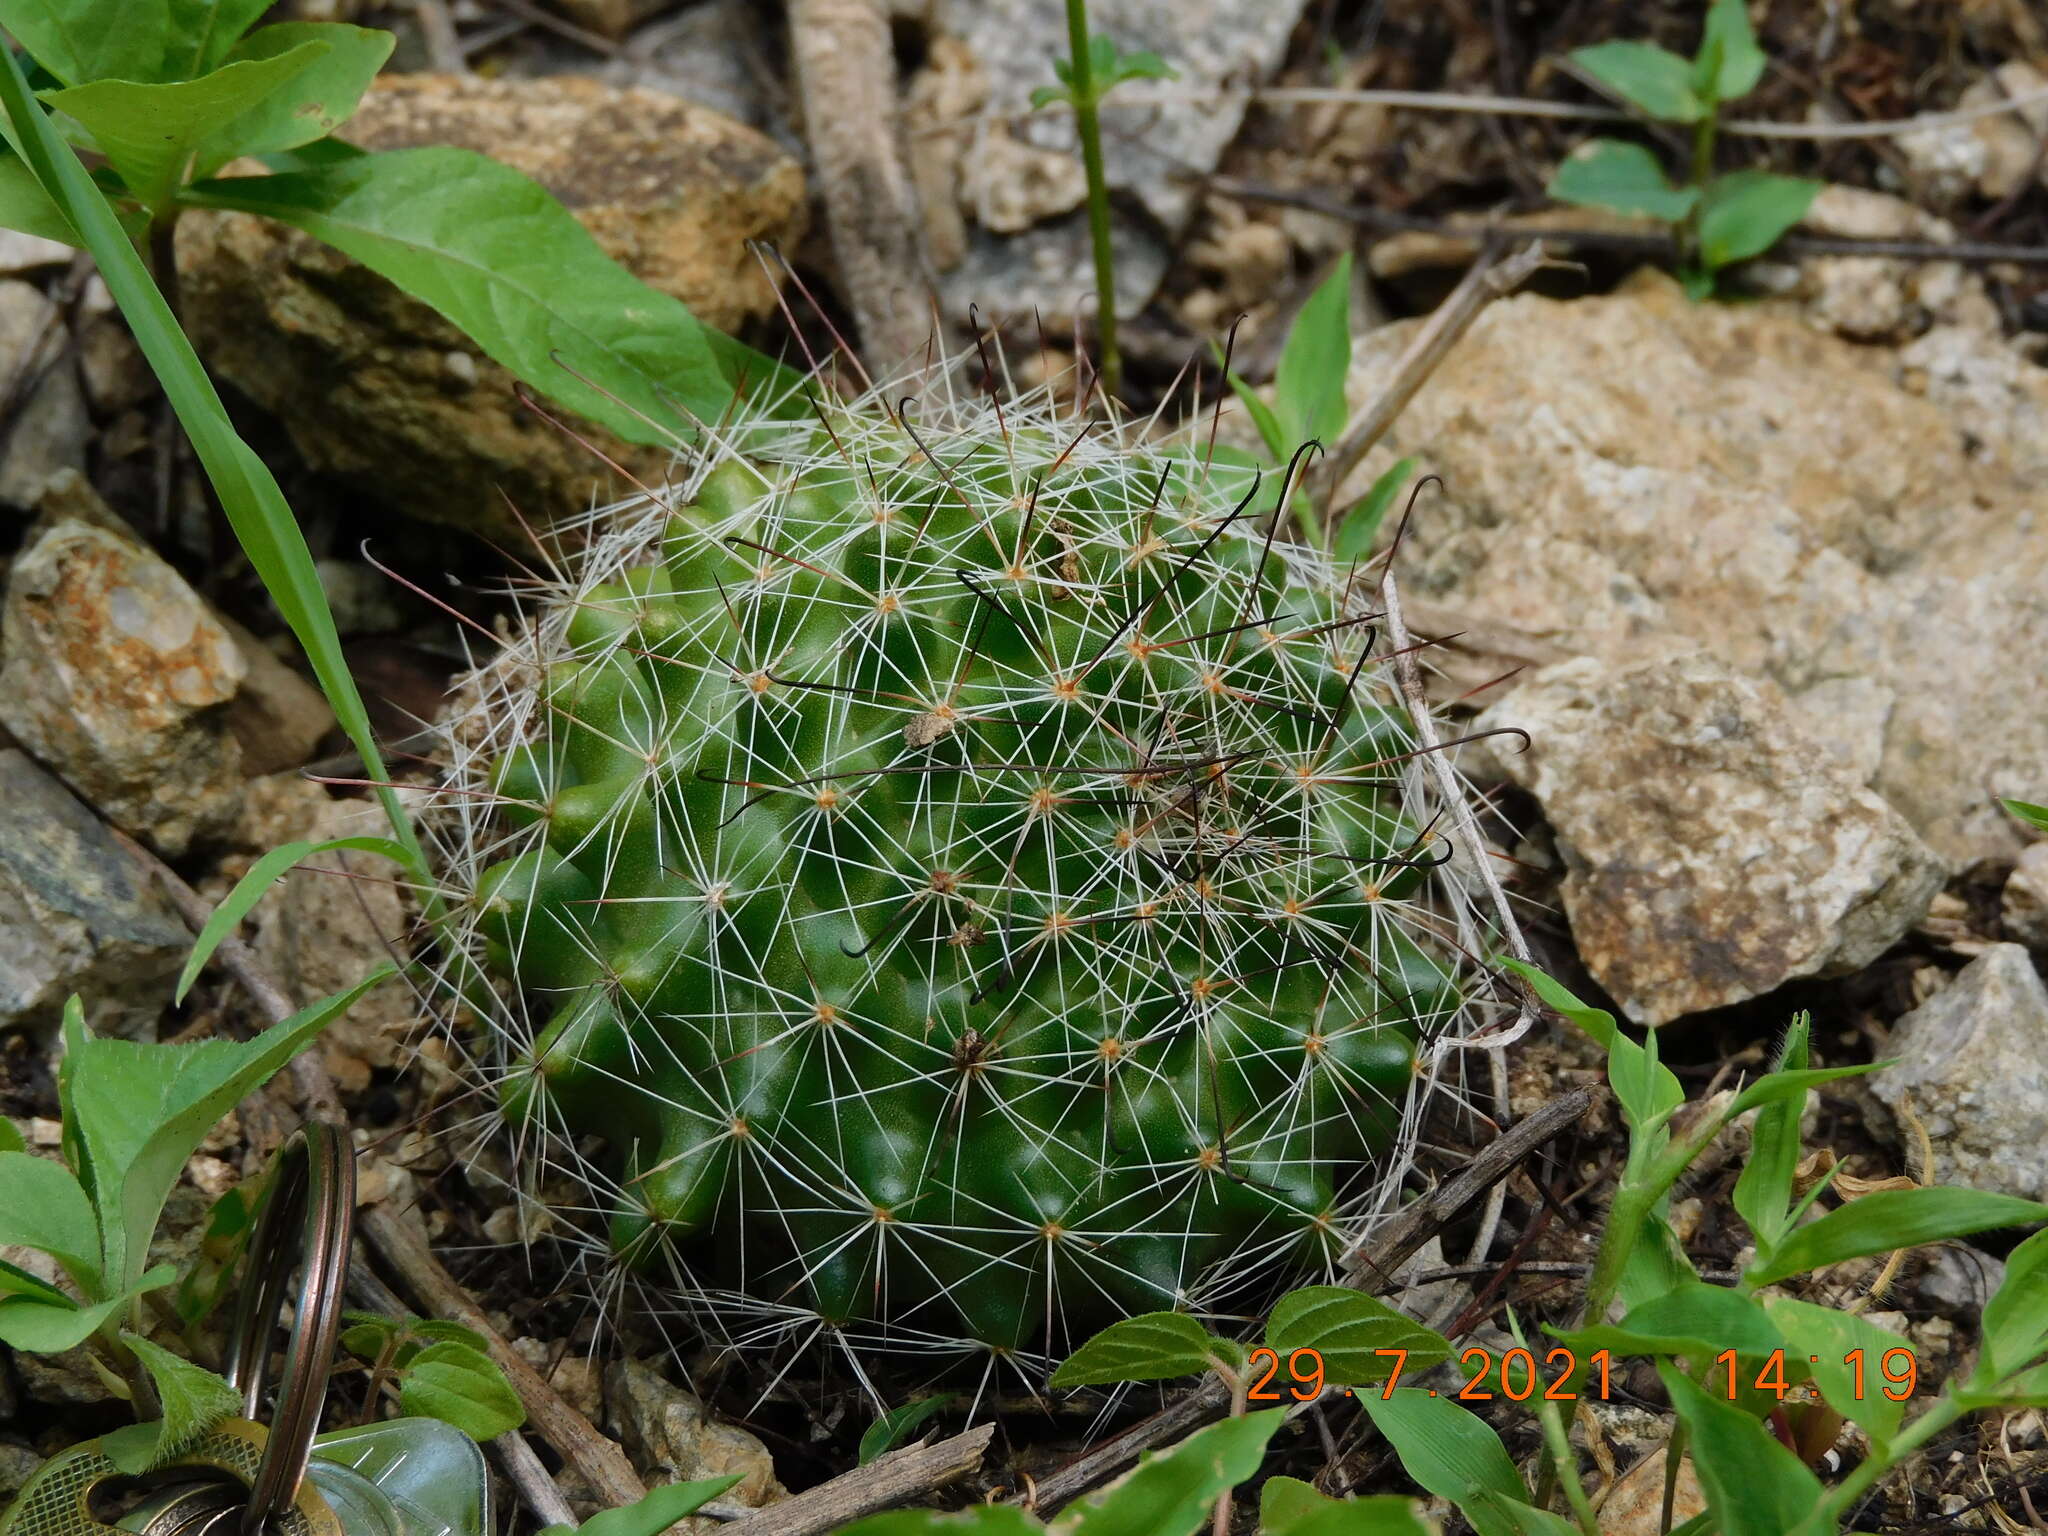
129,837,650,1512
721,1426,995,1536
1324,239,1546,502
1020,1087,1599,1514
787,0,934,373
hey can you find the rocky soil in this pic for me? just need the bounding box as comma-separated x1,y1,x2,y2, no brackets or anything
2,0,2045,1530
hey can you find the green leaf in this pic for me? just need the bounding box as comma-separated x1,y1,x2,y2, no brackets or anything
0,0,166,87
1223,364,1290,462
1955,1360,2048,1410
2002,798,2048,834
1358,1391,1526,1536
1050,1312,1228,1388
1745,1187,2048,1287
166,0,282,78
1049,1409,1286,1536
182,144,796,450
192,23,393,175
61,967,391,1292
0,40,425,873
1763,1298,1909,1452
0,1151,101,1292
1108,51,1176,86
538,1475,745,1536
1733,1017,1810,1251
1697,170,1820,270
1548,138,1697,221
1696,0,1767,102
338,1310,404,1359
1258,1478,1433,1536
176,834,410,1002
1273,252,1352,448
1555,1282,1781,1363
0,1263,175,1352
43,44,332,211
398,1340,526,1441
859,1395,952,1465
1266,1287,1451,1387
1616,1208,1700,1312
174,1183,255,1326
0,1119,23,1154
0,1255,72,1304
107,1332,241,1472
1567,42,1703,122
1662,1368,1824,1536
1332,457,1416,568
1498,959,1682,1133
1978,1225,2048,1379
1030,84,1070,111
0,148,78,245
838,1512,1041,1536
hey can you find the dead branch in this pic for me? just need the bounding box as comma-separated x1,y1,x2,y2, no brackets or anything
722,1427,995,1536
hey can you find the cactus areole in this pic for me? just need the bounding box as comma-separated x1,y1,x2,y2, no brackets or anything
451,395,1466,1363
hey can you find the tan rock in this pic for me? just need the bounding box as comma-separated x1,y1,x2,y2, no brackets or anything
0,475,244,853
1598,1449,1706,1536
1347,271,2048,868
1481,652,1943,1024
2005,842,2048,950
175,74,805,539
604,1358,784,1514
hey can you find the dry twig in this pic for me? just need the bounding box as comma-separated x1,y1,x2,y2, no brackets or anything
723,1427,995,1536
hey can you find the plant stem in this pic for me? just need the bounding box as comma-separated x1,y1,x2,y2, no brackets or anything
1063,0,1120,399
1680,102,1719,280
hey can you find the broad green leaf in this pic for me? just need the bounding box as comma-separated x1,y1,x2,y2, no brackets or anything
1763,1298,1908,1452
0,148,78,245
1265,1286,1450,1387
1567,42,1702,122
1698,171,1821,270
1696,0,1767,102
1745,1188,2048,1287
398,1341,526,1440
43,45,331,211
1498,959,1681,1132
0,1151,100,1290
859,1394,952,1465
61,966,392,1291
1274,252,1353,448
107,1332,241,1472
1050,1311,1226,1388
0,1262,175,1352
182,146,798,452
167,0,280,78
1978,1226,2048,1379
0,1255,72,1304
1049,1410,1286,1536
839,1512,1040,1536
0,39,423,872
1554,1281,1780,1363
1333,456,1416,567
1548,138,1697,222
0,1119,23,1154
2003,798,2048,834
1662,1367,1824,1536
1358,1391,1525,1536
1733,1017,1810,1251
339,1311,404,1359
1954,1360,2048,1410
192,24,393,176
1258,1479,1434,1536
538,1475,745,1536
0,0,166,87
1486,1503,1579,1536
1615,1207,1699,1312
176,834,410,1002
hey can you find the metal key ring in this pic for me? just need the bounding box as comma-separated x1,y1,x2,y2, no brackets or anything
224,1123,355,1536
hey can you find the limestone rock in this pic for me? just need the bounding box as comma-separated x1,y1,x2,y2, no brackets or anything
175,74,805,538
1346,271,2048,868
218,614,336,776
0,279,88,509
604,1359,783,1512
1872,944,2048,1199
0,475,244,854
1479,652,1944,1025
0,749,185,1036
2005,843,2048,950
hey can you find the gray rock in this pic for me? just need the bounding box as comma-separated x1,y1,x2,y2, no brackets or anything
604,1359,784,1511
911,0,1310,322
1479,652,1945,1026
0,748,185,1036
0,1441,39,1501
0,473,245,855
1872,944,2048,1199
2004,843,2048,950
1346,271,2048,869
0,228,74,277
0,279,88,509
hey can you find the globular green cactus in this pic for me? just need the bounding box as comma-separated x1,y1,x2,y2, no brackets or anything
445,386,1467,1363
